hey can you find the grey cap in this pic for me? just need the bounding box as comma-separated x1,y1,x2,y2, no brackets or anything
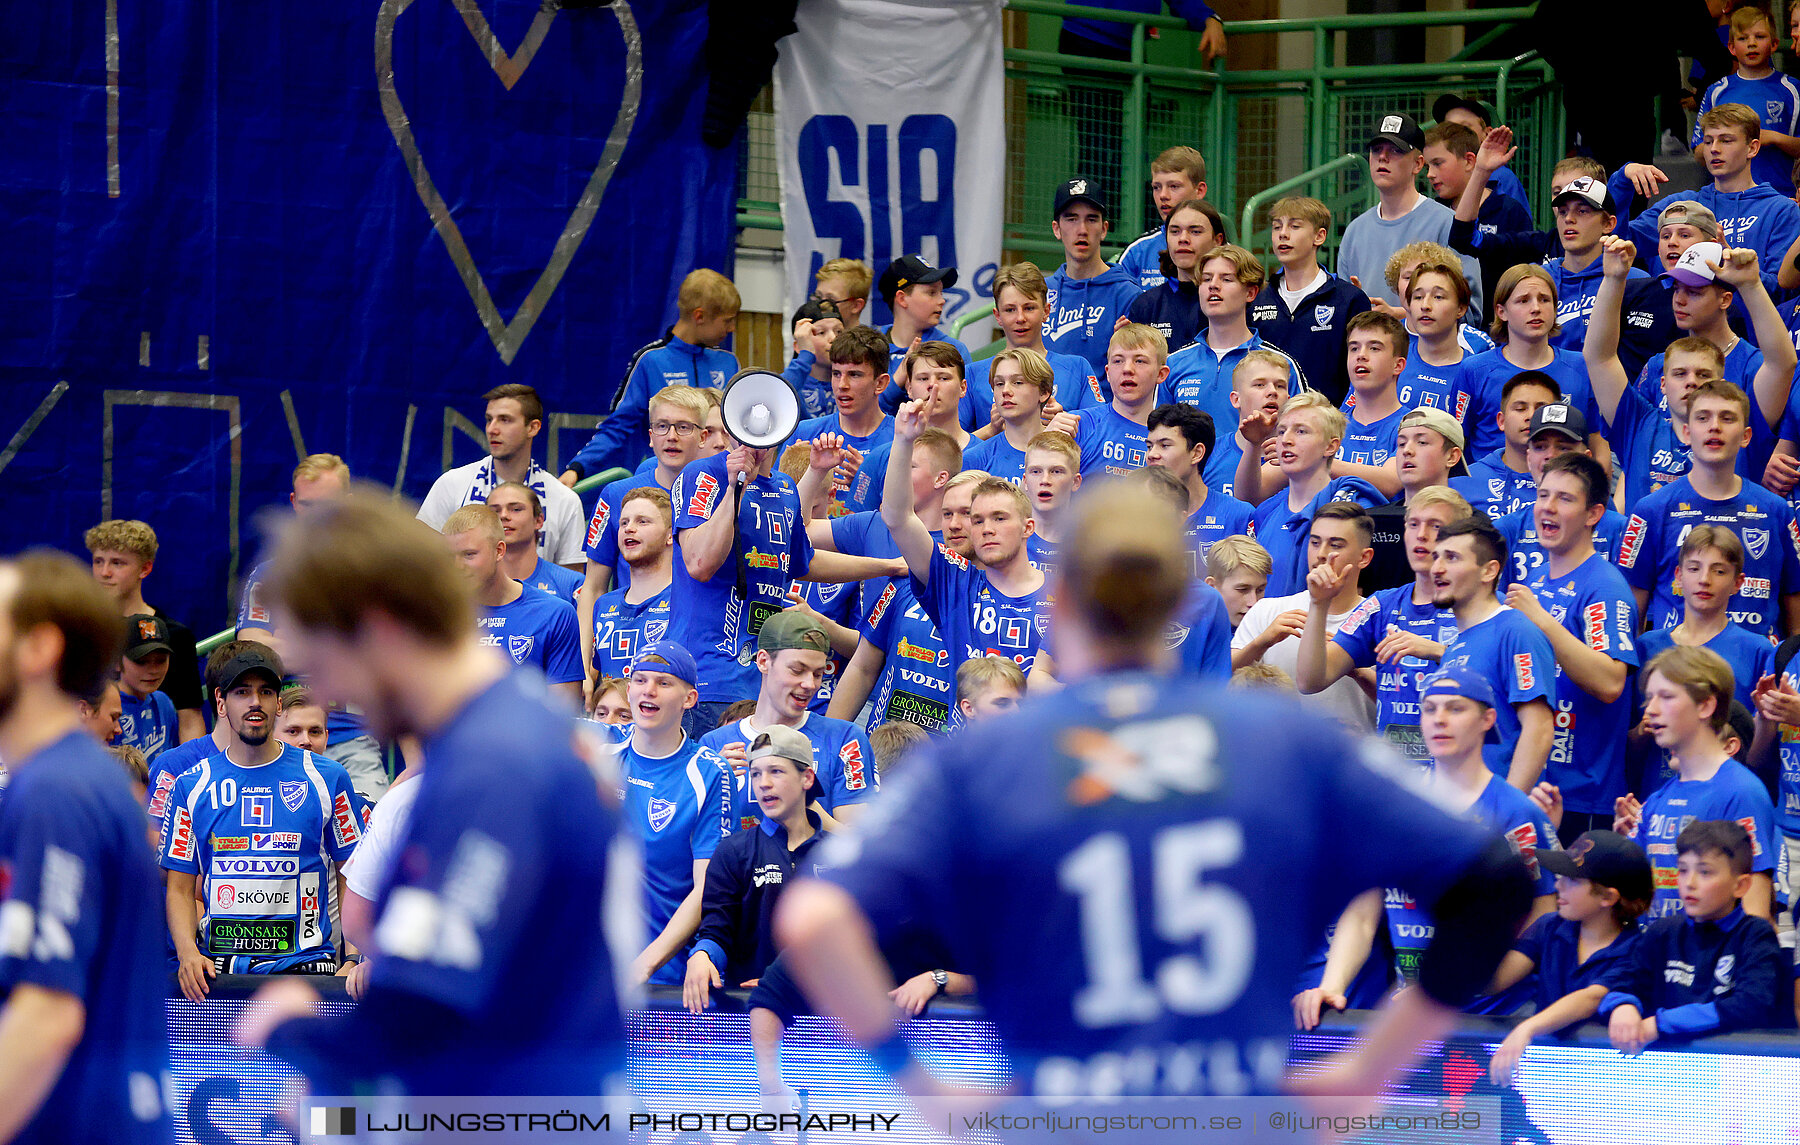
746,725,815,769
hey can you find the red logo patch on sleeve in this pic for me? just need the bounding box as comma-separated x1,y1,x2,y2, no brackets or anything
1513,653,1535,691
1618,515,1647,568
841,739,867,791
585,499,611,548
688,472,721,520
1504,822,1541,879
1582,601,1608,652
331,791,359,849
1736,816,1763,856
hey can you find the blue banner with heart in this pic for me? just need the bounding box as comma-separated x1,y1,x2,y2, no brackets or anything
3,0,736,635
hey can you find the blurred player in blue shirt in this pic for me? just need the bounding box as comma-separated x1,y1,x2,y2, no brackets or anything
442,505,583,704
1504,454,1642,843
0,552,172,1145
247,491,624,1097
776,483,1534,1097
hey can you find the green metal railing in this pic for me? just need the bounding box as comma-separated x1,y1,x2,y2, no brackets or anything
194,465,632,657
1237,152,1364,256
734,2,1562,279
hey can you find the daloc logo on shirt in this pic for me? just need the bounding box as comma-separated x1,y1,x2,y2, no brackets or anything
507,635,535,663
279,781,308,813
647,797,677,833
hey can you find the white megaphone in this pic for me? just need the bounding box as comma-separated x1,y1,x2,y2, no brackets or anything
720,369,802,450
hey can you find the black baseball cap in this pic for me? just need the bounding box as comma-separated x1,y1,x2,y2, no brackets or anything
878,255,957,301
1432,93,1494,128
214,646,285,694
123,614,172,662
1536,830,1653,903
1052,177,1108,220
1367,112,1426,154
1528,402,1587,443
795,297,840,325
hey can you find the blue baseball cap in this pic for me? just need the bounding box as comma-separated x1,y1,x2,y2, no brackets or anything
1419,665,1497,709
627,640,698,686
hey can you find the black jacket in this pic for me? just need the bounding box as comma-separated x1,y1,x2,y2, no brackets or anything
1598,906,1787,1038
1249,273,1371,406
689,810,828,984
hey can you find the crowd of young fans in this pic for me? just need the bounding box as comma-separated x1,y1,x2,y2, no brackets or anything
21,9,1800,1127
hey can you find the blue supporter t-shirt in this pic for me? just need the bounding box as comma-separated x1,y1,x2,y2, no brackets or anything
1494,505,1628,589
1398,340,1474,421
1524,554,1641,815
1338,404,1407,467
1438,608,1558,779
1330,586,1459,761
617,734,732,985
480,584,583,685
590,585,673,681
1252,478,1385,597
1449,450,1536,520
915,545,1053,678
1603,384,1691,516
819,674,1495,1095
1071,404,1151,479
1384,774,1557,985
1632,759,1777,920
1170,581,1233,680
159,744,361,972
1511,913,1641,1020
0,731,172,1145
963,352,1103,429
1637,622,1773,792
959,434,1029,486
117,687,177,763
520,555,583,607
861,575,956,734
1459,347,1600,458
669,453,815,703
1618,475,1800,638
1185,492,1255,577
581,460,665,591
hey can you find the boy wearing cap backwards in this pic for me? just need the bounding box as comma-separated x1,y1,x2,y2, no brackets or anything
1504,453,1642,845
1618,379,1800,640
684,725,830,1016
161,642,362,989
1599,818,1786,1052
615,640,734,987
116,613,178,762
1041,177,1143,376
1297,486,1467,762
1492,409,1628,588
1448,372,1562,520
699,611,879,832
1612,648,1778,922
1302,666,1557,1019
1337,112,1482,315
1485,830,1652,1084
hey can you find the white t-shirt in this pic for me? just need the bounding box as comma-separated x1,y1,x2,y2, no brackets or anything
343,773,422,900
1277,267,1326,314
1231,590,1377,731
416,457,586,566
